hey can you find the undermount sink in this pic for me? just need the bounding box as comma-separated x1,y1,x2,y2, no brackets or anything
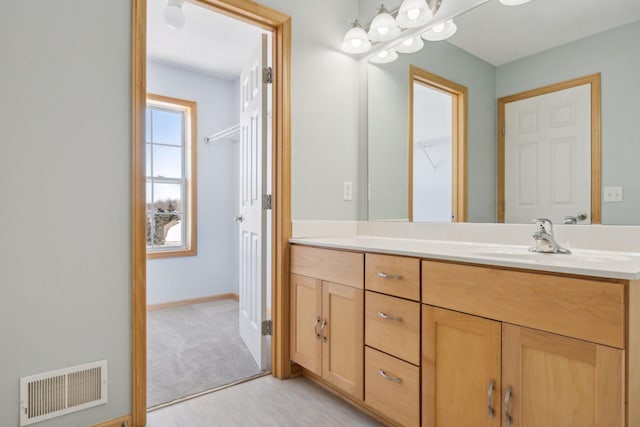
470,248,632,263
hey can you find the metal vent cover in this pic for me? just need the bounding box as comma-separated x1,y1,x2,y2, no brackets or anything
19,360,108,426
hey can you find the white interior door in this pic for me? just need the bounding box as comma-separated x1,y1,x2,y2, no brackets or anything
238,34,268,369
505,83,591,224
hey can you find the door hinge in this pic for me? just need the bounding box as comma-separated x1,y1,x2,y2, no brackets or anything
262,194,273,210
261,319,272,336
263,66,273,84
502,124,505,136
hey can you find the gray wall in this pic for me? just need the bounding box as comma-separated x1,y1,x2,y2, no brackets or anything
0,1,131,426
368,41,497,222
0,0,360,425
497,21,640,225
146,61,240,305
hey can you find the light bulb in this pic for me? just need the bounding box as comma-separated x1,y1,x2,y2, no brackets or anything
370,49,398,64
164,0,185,30
396,36,424,53
407,8,420,20
396,0,433,28
368,5,401,41
422,19,457,41
341,20,372,54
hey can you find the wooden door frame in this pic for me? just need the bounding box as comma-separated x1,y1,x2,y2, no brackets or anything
408,65,467,222
131,1,291,425
497,73,601,223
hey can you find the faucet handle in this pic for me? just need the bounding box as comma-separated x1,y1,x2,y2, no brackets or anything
533,218,553,233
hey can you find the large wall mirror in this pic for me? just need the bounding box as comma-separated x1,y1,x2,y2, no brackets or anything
367,0,640,225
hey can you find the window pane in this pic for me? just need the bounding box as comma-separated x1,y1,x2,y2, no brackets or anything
146,214,154,247
152,213,183,247
151,109,182,146
145,108,151,142
152,144,182,178
146,181,153,208
145,143,152,177
152,182,182,212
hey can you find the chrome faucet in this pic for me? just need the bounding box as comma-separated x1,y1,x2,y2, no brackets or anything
529,218,571,254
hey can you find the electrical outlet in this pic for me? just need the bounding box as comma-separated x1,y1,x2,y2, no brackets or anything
604,186,623,202
343,181,353,201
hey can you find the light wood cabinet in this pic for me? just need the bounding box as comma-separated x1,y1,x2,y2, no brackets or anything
422,306,625,427
365,346,420,427
422,306,501,427
502,323,624,427
290,245,364,401
365,291,421,365
290,245,634,427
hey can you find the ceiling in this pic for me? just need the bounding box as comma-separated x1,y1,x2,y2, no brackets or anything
147,0,640,76
448,0,640,66
147,0,264,79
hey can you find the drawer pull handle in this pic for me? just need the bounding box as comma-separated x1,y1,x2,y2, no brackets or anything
377,272,402,280
378,312,402,322
378,370,401,383
320,319,327,342
313,317,321,338
504,386,513,426
487,380,495,418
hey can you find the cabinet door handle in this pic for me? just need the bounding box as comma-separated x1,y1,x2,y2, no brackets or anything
504,386,513,426
320,319,327,342
377,311,402,322
377,272,402,280
313,317,321,338
487,380,495,418
378,370,402,383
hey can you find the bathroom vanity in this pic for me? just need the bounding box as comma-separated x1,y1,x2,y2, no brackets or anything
288,233,640,427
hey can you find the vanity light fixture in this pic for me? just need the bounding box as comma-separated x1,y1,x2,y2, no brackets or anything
395,36,425,54
164,0,186,30
369,49,399,64
499,0,533,5
368,5,401,42
396,0,434,28
421,19,457,41
341,20,372,54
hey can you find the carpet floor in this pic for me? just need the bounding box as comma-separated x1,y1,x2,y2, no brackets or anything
147,299,262,408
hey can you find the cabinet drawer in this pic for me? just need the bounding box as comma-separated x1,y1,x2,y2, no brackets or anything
366,253,420,301
290,245,364,288
365,291,420,365
422,260,625,348
365,347,420,427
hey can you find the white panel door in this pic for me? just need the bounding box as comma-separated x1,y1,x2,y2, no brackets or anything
238,34,268,369
505,84,591,224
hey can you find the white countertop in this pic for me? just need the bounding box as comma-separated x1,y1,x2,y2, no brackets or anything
290,235,640,280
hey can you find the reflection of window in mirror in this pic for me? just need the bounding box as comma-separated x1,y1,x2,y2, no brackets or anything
409,66,467,222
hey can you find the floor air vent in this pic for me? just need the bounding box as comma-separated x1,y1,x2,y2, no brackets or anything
20,360,108,426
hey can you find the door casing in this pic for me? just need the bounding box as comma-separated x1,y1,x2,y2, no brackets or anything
131,1,291,425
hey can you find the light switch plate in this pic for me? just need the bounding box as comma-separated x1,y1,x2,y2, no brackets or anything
604,186,623,202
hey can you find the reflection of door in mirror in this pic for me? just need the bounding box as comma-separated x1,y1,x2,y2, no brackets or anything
409,66,467,222
498,74,601,224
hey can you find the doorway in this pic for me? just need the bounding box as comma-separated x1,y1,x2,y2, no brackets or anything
144,0,272,408
131,0,291,425
408,66,467,222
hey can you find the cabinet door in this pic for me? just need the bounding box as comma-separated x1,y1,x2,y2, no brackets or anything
422,306,502,427
290,274,322,375
322,281,364,400
502,324,624,427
